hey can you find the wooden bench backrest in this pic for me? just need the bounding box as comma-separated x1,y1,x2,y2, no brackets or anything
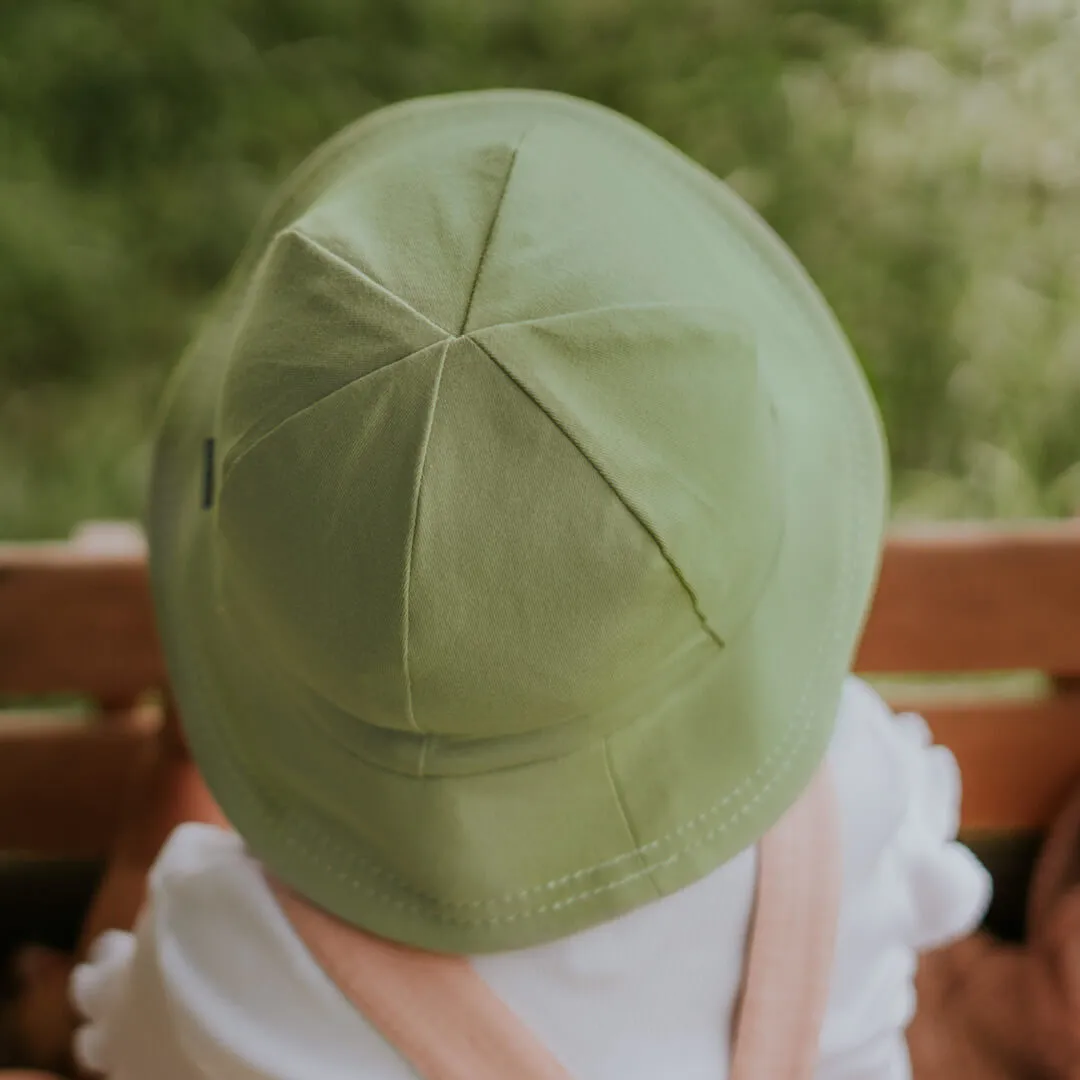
4,522,1080,859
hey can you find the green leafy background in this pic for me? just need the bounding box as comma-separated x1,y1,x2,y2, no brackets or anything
3,0,1079,538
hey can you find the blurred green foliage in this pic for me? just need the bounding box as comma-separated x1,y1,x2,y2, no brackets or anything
2,0,1079,537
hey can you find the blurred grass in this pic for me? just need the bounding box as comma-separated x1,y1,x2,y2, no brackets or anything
2,0,1080,538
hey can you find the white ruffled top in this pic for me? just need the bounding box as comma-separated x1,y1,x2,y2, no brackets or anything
71,677,990,1080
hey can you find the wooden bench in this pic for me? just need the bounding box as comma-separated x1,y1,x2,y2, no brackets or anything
4,520,1080,941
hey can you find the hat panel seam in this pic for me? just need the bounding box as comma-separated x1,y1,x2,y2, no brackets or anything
219,337,451,487
457,126,535,335
603,737,664,901
468,301,732,337
291,228,454,339
467,334,726,652
401,339,450,739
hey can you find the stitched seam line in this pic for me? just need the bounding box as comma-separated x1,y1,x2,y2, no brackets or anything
470,335,726,650
469,301,732,336
293,229,453,338
603,738,663,900
222,338,450,482
402,340,450,738
457,128,533,335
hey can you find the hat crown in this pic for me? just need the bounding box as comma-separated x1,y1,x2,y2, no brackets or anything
211,118,785,751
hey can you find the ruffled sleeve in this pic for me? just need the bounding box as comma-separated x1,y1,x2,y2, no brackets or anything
70,929,138,1076
889,706,993,950
816,678,993,1080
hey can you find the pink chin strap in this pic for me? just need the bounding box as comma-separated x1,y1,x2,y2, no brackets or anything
272,764,841,1080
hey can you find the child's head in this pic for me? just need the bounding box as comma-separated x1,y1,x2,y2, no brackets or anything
146,90,888,953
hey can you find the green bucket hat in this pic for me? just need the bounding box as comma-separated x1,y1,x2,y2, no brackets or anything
148,89,888,953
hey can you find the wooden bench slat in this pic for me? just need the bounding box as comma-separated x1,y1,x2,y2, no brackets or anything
0,549,163,699
920,692,1080,831
858,523,1080,673
5,522,1080,856
0,709,158,857
7,524,1080,697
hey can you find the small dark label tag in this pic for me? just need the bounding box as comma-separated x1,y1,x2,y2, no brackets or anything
202,438,216,509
